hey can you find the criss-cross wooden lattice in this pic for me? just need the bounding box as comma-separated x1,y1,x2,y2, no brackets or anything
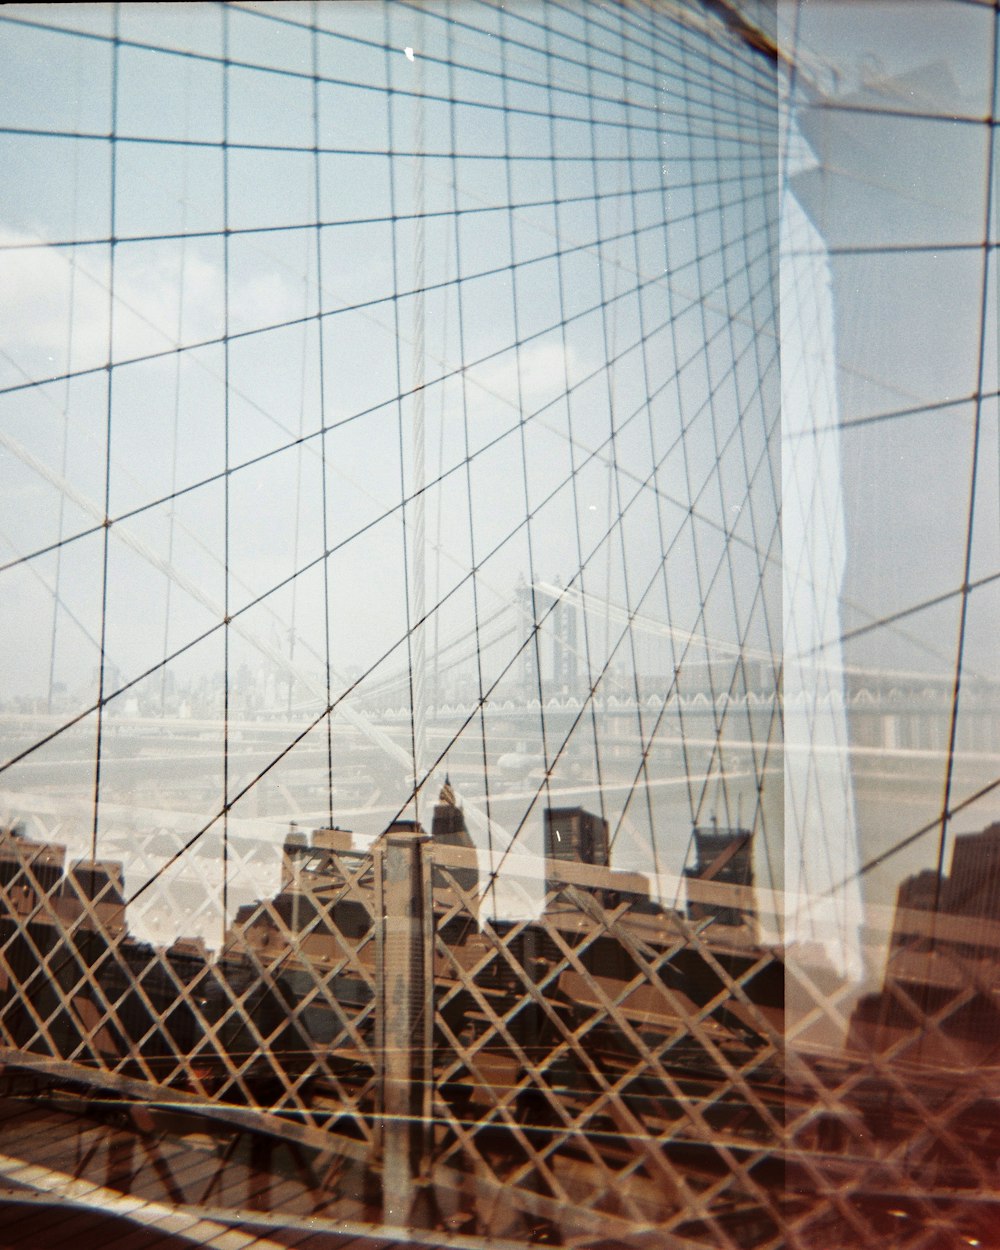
4,824,1000,1246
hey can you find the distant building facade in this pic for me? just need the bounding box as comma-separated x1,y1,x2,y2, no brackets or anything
543,806,610,869
684,825,755,929
850,822,1000,1063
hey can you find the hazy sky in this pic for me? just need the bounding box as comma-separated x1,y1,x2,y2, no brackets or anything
0,2,784,917
10,0,993,945
1,2,778,715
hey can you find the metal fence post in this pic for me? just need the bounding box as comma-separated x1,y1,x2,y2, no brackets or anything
378,824,430,1227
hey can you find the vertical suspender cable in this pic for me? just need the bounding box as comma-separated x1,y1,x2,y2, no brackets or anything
411,19,428,823
221,6,232,946
91,3,121,867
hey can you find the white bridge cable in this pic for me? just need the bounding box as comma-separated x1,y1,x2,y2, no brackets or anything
0,4,788,914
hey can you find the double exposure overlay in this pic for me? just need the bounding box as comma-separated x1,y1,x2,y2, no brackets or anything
0,2,997,1246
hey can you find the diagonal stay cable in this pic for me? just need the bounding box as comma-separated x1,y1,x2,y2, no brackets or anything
229,0,752,135
0,166,772,404
120,358,737,910
469,414,781,896
0,121,779,161
388,319,784,890
0,7,770,145
0,218,780,784
0,208,781,796
66,221,784,914
791,567,1000,662
785,389,1000,440
0,181,712,253
0,192,776,581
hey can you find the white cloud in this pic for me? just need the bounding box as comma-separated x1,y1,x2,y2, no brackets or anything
0,228,304,389
466,339,585,419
